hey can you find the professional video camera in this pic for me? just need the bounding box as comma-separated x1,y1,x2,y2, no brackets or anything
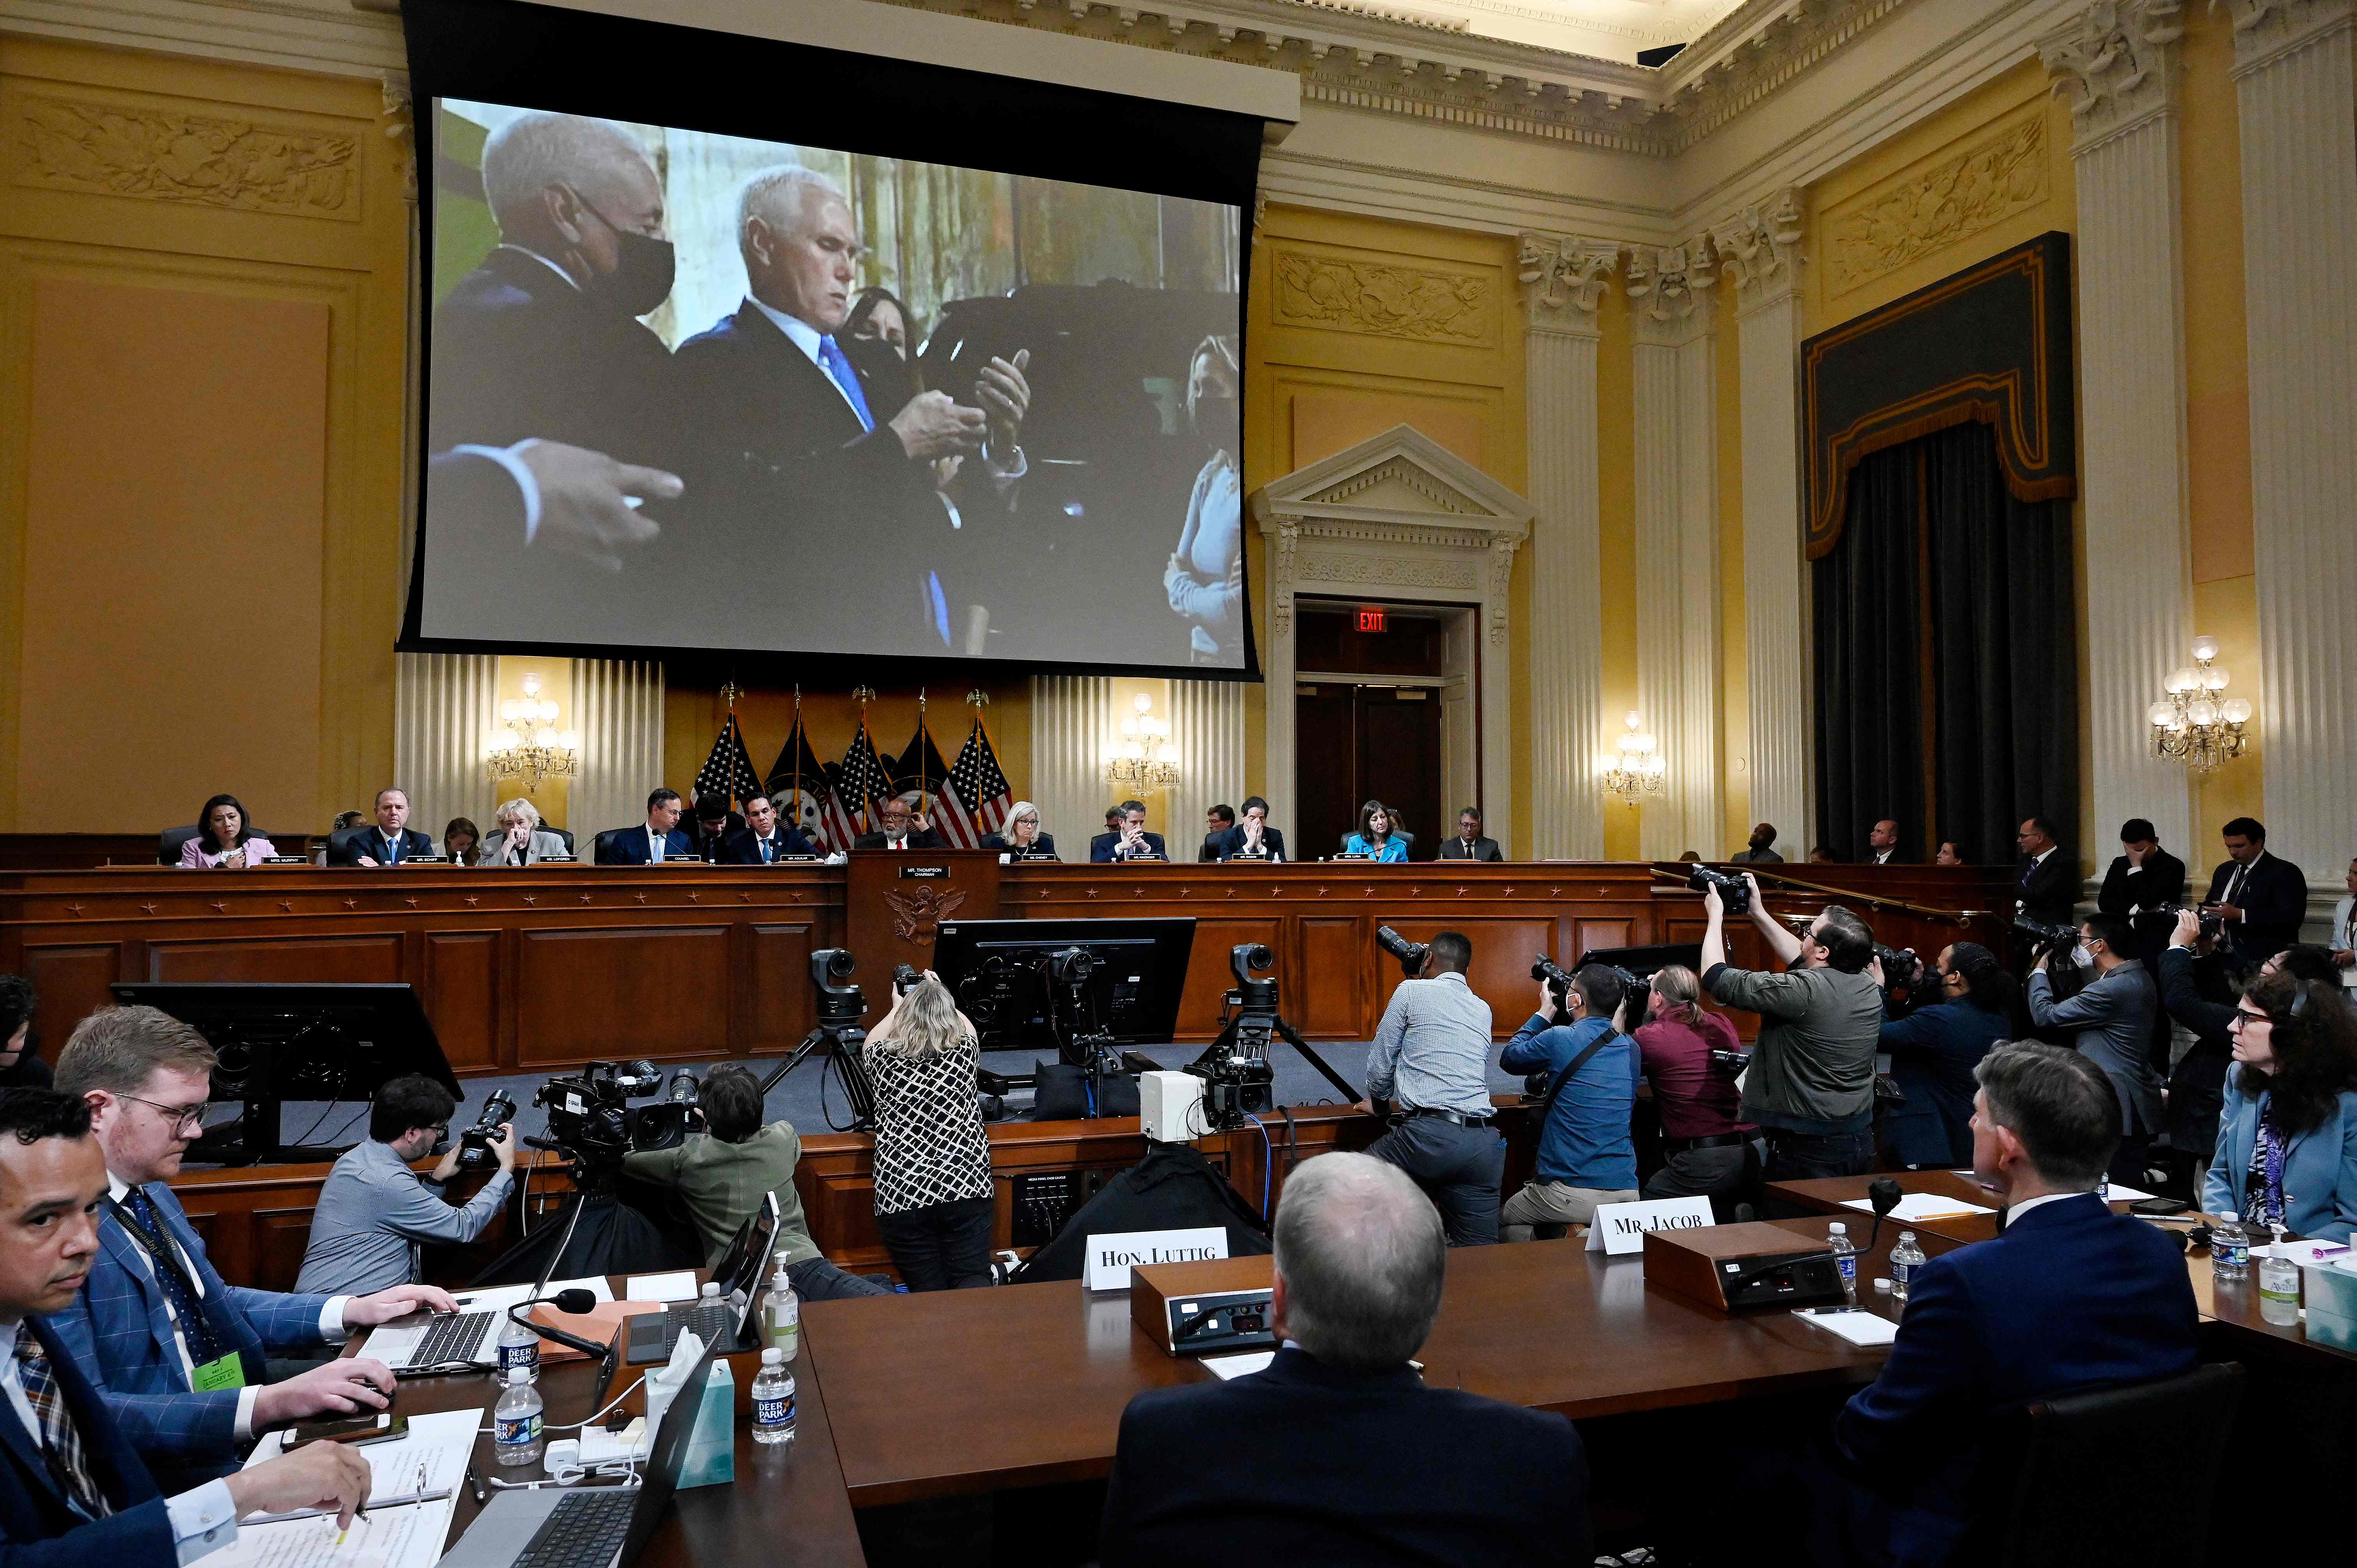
1687,865,1753,916
1175,945,1281,1126
1375,925,1428,979
2012,916,2080,951
453,1088,515,1171
813,947,866,1029
2158,902,2224,944
531,1059,697,1167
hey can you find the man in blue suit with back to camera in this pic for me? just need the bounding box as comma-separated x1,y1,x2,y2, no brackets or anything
44,1008,453,1487
1830,1042,2199,1566
597,789,694,865
0,1086,373,1564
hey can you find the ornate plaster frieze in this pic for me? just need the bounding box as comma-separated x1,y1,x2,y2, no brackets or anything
2038,0,2185,150
1517,233,1619,330
1268,247,1495,341
2211,0,2356,75
1823,111,2047,296
1710,187,1804,313
10,88,360,217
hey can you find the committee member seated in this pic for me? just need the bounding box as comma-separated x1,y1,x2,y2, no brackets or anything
1097,1153,1590,1568
440,817,481,867
1701,874,1885,1183
599,789,692,864
979,800,1055,860
2202,969,2357,1243
1090,800,1165,863
620,1065,886,1300
1194,804,1236,862
2204,816,2309,968
2333,854,2357,989
721,793,815,864
1634,965,1759,1203
860,975,994,1291
0,1087,374,1566
294,1075,515,1297
1874,943,2014,1170
1343,799,1409,863
1205,796,1284,862
1830,1044,2199,1566
1362,932,1502,1247
326,788,432,868
46,1007,447,1481
1434,806,1502,862
0,975,49,1091
682,793,744,862
2027,913,2162,1188
480,798,569,867
853,797,946,852
1729,823,1783,865
177,796,275,870
1497,966,1637,1238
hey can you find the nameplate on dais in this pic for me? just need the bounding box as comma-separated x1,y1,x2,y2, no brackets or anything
1086,1227,1230,1292
1587,1195,1715,1255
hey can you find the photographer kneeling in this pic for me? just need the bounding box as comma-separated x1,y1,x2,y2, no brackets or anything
1701,873,1885,1184
296,1073,515,1296
621,1064,888,1301
1497,966,1638,1240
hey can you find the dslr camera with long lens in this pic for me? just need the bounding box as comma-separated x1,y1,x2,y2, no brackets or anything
2012,916,2079,950
532,1059,701,1167
1376,926,1428,979
1531,955,1574,1011
2157,902,2223,944
454,1088,516,1171
1687,865,1752,915
1874,943,1930,1014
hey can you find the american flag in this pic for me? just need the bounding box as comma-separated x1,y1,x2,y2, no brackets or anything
892,715,975,846
832,721,894,836
947,715,1014,841
692,713,763,810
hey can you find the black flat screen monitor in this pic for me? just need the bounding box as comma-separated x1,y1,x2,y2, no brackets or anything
930,918,1196,1050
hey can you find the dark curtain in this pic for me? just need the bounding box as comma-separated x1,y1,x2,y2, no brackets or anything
1814,444,1926,863
1813,421,2077,867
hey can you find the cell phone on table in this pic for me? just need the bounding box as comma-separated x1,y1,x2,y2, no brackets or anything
2130,1197,2192,1217
286,1414,408,1449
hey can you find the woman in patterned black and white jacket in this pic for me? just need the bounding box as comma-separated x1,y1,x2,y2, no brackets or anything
863,972,997,1290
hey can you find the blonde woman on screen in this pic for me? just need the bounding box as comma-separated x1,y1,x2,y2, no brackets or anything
1164,334,1241,665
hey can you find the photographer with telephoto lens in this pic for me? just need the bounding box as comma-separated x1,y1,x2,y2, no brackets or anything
1700,873,1886,1185
1497,966,1639,1240
295,1073,514,1296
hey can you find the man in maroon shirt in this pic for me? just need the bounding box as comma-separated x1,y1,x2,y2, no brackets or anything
1633,964,1761,1204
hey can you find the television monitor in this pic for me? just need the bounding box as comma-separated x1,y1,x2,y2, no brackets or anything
929,917,1196,1051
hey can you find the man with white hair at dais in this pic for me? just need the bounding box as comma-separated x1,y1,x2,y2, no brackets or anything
1096,1152,1592,1567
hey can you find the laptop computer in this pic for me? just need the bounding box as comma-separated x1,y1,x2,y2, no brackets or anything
433,1335,719,1568
622,1194,777,1366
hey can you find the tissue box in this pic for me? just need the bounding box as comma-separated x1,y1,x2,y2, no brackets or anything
676,1358,735,1488
2302,1257,2357,1351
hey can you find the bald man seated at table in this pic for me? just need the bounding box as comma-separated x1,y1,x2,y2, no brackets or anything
1097,1153,1590,1568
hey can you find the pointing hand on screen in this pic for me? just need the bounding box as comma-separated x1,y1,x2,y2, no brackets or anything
516,439,674,572
975,348,1032,454
890,389,988,460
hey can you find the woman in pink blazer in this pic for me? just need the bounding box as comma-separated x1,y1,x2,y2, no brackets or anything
180,793,277,867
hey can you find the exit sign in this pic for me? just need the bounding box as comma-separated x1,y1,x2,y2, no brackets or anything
1357,607,1387,634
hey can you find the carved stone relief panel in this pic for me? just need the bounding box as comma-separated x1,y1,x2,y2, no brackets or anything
10,88,360,219
1824,109,2050,297
1268,246,1497,345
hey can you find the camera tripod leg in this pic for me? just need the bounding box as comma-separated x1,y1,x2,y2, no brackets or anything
758,1029,829,1097
1273,1018,1361,1105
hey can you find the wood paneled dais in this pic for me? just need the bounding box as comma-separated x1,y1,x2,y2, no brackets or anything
517,925,729,1063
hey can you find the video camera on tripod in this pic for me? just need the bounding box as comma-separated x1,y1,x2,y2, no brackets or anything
528,1059,703,1169
754,948,879,1130
1131,943,1351,1133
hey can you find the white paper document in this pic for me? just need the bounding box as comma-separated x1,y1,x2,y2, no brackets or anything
1792,1308,1901,1347
624,1271,701,1303
233,1406,480,1568
1202,1351,1275,1381
450,1275,615,1315
2100,1183,2160,1203
1841,1192,1993,1222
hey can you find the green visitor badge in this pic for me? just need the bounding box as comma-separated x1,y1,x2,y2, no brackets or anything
191,1354,245,1391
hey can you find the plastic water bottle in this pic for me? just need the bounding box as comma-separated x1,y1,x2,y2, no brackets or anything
493,1366,544,1467
2211,1217,2251,1282
750,1349,796,1447
2258,1224,2301,1325
765,1255,800,1361
1826,1222,1858,1305
1889,1231,1926,1305
496,1310,539,1382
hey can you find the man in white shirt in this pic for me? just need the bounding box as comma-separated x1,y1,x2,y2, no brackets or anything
0,1088,371,1562
598,789,691,865
45,1008,451,1483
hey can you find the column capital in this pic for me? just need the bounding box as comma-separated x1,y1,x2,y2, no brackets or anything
2039,0,2185,152
1517,234,1618,335
2214,0,2355,76
1626,236,1716,346
1710,189,1805,316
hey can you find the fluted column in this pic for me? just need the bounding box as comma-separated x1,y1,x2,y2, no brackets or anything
2041,0,2196,858
567,659,664,838
1518,235,1615,860
393,653,495,832
2222,0,2357,880
1719,192,1811,862
1167,678,1249,845
1029,675,1118,849
1626,238,1722,862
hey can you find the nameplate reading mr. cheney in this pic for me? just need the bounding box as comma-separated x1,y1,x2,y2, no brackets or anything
1085,1227,1230,1292
1587,1195,1716,1255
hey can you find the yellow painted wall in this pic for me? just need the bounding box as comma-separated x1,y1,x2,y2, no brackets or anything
0,37,410,834
1244,205,1528,846
490,658,574,831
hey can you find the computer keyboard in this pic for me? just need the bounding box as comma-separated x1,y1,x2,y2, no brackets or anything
663,1300,734,1347
408,1309,495,1366
512,1486,638,1568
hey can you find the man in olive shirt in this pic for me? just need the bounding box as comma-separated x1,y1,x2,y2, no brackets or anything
620,1065,887,1300
1700,873,1885,1183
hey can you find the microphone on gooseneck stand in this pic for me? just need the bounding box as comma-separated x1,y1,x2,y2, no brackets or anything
507,1289,607,1359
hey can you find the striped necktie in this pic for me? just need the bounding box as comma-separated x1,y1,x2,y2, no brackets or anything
14,1323,108,1519
120,1186,223,1366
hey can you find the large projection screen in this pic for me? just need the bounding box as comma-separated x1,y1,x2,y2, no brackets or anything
400,0,1263,676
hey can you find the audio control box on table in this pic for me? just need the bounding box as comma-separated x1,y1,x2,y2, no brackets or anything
1132,1255,1276,1356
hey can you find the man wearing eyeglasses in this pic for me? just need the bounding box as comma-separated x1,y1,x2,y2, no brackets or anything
42,1008,453,1488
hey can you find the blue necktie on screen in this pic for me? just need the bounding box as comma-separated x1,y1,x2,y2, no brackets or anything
817,336,874,433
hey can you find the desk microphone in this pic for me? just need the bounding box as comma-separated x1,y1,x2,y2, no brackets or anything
1863,1176,1902,1253
507,1291,609,1360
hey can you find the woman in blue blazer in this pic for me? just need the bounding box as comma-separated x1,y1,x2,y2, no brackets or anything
2202,969,2357,1242
1344,800,1410,863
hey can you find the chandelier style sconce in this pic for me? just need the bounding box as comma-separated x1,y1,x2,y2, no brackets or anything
1102,692,1180,787
486,672,580,793
2147,637,2251,773
1603,710,1666,805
